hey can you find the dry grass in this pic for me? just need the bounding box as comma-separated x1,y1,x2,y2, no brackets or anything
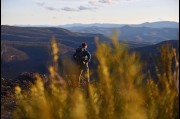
12,34,179,119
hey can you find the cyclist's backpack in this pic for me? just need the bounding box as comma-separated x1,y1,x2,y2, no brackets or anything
75,47,84,63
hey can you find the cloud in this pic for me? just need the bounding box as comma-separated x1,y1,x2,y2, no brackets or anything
98,0,112,4
78,5,97,10
61,7,78,11
61,5,97,12
35,0,123,12
46,6,59,11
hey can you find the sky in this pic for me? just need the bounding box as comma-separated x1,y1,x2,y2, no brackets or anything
1,0,179,25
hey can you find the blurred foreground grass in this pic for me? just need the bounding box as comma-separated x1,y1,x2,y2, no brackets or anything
13,34,179,119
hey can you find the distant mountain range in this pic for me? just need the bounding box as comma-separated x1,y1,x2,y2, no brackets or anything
65,25,178,44
60,21,179,44
131,21,179,28
13,21,179,28
59,21,179,28
7,21,179,44
1,25,110,52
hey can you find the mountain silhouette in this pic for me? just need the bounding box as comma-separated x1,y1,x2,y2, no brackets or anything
65,25,178,44
1,25,110,51
59,21,179,28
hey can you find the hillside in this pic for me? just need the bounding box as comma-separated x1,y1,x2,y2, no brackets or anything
1,25,179,79
132,40,179,80
1,40,75,79
65,25,179,44
1,25,110,52
1,25,111,79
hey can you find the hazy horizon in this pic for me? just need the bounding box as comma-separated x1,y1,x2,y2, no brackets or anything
1,20,179,26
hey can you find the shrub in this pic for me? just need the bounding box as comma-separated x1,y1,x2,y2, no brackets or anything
13,34,179,119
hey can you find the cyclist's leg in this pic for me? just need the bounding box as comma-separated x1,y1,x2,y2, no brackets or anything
79,69,83,86
84,64,90,83
85,68,90,82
